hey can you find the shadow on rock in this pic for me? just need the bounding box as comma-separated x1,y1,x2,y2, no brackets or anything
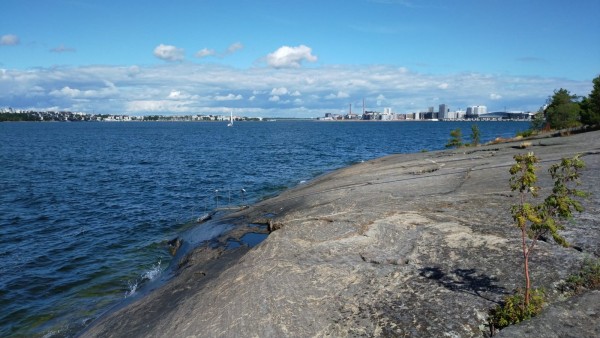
420,267,507,303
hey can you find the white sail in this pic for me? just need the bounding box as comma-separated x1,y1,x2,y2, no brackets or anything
227,111,233,127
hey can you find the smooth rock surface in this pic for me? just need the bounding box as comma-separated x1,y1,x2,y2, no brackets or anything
82,130,600,337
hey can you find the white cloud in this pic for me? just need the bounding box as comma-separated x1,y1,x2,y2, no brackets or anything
269,95,280,102
0,34,19,46
195,48,216,58
266,45,317,68
50,86,80,97
195,42,243,59
127,100,192,113
153,44,184,62
50,44,76,53
167,90,197,100
291,90,301,96
490,93,502,100
438,83,449,89
214,93,243,101
271,87,289,96
127,66,141,77
325,91,350,99
226,42,243,54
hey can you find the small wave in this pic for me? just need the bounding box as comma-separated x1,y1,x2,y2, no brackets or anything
124,259,162,298
42,331,59,338
124,280,138,298
142,259,162,281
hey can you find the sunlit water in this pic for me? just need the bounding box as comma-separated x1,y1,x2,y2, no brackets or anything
0,120,530,337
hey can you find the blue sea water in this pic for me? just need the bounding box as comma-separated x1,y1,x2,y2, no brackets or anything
0,120,530,337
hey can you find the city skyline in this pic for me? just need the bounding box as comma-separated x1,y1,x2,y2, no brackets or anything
1,0,598,118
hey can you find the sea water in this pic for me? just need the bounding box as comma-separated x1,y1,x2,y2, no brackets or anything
0,120,529,337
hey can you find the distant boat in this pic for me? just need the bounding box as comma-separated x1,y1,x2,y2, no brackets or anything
227,111,233,127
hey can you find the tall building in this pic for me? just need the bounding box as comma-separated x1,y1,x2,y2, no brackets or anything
439,104,448,119
466,105,487,118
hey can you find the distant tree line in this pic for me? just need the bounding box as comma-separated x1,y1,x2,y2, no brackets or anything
0,111,96,122
0,113,40,122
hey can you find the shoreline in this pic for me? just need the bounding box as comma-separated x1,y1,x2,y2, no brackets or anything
81,130,600,337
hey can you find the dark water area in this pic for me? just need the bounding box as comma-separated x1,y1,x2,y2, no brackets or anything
0,120,529,337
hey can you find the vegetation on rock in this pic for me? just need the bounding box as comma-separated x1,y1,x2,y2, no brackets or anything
488,288,545,333
560,258,600,295
445,128,463,148
445,125,480,148
489,152,587,334
470,124,481,146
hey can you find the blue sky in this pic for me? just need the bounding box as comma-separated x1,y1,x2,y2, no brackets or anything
1,0,598,117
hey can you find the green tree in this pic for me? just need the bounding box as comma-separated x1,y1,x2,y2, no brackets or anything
445,128,463,148
580,75,600,126
545,88,582,129
509,153,586,306
470,124,481,146
530,105,547,131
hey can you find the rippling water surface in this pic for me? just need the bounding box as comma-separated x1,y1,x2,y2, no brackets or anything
0,120,529,337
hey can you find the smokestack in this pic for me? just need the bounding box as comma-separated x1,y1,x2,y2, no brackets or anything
363,98,365,115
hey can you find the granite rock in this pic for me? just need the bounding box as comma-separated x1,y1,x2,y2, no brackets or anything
82,130,600,338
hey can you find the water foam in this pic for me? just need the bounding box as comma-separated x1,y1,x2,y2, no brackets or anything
124,259,162,298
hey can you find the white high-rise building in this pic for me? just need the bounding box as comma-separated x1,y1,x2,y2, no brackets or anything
466,105,487,117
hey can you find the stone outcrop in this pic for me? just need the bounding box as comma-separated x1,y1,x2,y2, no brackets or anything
82,130,600,337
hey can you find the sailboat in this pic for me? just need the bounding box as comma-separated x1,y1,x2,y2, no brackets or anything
227,111,233,127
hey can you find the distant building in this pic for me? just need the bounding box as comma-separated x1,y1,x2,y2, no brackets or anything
439,104,448,119
466,105,487,118
479,111,533,120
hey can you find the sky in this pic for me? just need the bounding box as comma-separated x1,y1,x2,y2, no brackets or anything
1,0,599,117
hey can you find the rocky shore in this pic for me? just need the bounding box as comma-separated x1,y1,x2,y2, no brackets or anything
82,130,600,337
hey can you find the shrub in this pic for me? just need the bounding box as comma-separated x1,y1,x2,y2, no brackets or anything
471,124,481,146
488,288,545,334
516,129,536,138
560,258,600,294
446,128,463,148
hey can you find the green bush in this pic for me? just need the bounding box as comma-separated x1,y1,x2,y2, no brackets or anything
488,288,545,333
445,128,463,148
560,258,600,294
516,129,537,138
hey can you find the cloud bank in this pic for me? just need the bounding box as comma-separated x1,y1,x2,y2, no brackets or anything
1,61,592,118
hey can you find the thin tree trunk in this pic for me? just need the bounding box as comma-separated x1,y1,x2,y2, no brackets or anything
522,227,530,306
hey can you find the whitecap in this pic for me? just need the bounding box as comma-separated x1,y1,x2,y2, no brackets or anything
141,259,162,281
124,280,138,298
